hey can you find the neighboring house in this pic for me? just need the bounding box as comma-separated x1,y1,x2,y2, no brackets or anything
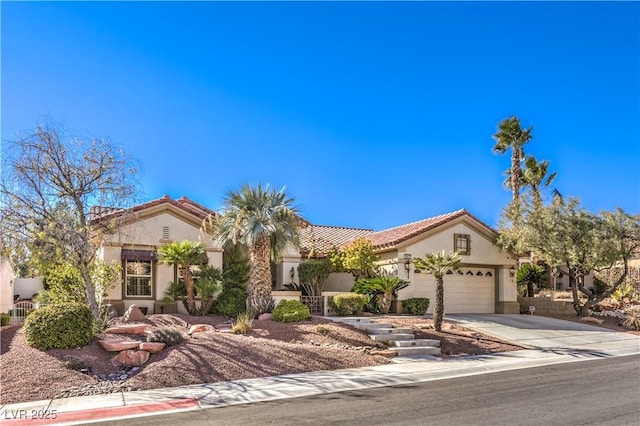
280,209,520,314
92,195,223,315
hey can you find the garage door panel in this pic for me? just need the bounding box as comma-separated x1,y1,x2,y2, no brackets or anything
411,271,494,314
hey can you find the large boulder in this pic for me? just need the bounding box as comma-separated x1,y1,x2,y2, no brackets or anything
113,350,150,367
258,313,272,321
579,316,604,325
99,339,142,352
139,342,166,354
122,305,146,322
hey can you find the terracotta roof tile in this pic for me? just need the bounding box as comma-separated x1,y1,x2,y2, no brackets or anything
368,209,469,249
298,224,373,257
90,195,216,225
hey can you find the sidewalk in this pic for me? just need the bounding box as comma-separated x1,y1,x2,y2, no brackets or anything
2,316,639,425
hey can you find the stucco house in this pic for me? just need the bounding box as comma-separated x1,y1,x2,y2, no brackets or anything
91,196,518,315
282,209,519,314
91,195,223,315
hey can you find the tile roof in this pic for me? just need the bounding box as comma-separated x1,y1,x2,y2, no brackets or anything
368,209,471,249
90,195,217,225
298,224,373,257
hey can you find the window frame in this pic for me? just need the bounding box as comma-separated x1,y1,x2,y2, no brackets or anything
123,259,155,299
454,233,471,256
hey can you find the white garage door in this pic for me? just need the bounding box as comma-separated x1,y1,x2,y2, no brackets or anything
410,267,495,314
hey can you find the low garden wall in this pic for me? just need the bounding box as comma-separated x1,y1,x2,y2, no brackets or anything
518,296,576,316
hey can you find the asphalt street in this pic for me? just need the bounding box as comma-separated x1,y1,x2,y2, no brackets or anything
98,354,640,426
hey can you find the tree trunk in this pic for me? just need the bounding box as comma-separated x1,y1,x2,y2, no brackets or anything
247,235,273,315
80,264,100,319
434,278,445,332
182,269,198,316
381,292,392,315
527,282,535,297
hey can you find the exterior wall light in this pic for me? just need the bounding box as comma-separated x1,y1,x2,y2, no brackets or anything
404,253,412,278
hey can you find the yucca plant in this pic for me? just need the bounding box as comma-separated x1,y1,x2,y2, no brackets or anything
232,311,254,335
622,310,640,331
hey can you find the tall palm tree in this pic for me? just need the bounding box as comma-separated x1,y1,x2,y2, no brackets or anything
158,240,206,315
522,155,557,209
214,183,307,315
412,251,461,331
493,116,533,203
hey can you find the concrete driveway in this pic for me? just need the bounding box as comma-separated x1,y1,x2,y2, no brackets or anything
448,314,640,356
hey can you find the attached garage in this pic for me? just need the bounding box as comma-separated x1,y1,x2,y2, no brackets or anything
407,267,496,314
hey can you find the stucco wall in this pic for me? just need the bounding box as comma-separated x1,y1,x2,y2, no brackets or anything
99,211,223,308
324,272,355,293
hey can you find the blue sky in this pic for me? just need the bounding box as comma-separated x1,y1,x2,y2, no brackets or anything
2,1,638,230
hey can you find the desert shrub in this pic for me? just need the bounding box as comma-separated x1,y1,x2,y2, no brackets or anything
612,283,634,303
24,303,94,350
402,298,430,315
622,310,640,331
232,311,254,335
0,313,9,326
146,327,184,346
213,287,247,318
590,277,609,296
315,325,331,335
271,300,310,323
330,293,365,316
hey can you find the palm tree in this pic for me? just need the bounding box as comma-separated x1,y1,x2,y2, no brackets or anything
354,275,410,314
158,240,206,315
194,265,223,315
522,155,557,209
214,183,307,315
493,116,533,203
412,251,462,331
516,263,546,297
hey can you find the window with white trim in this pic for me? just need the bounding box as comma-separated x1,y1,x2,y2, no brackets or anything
125,260,153,297
454,233,471,255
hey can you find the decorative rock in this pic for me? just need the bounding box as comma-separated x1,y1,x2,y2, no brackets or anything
579,316,604,325
139,342,166,353
113,350,150,367
217,328,233,334
105,324,148,335
99,339,142,352
370,349,398,358
122,305,146,322
188,324,210,335
258,313,272,320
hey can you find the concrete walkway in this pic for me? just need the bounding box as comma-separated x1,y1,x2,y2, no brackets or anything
1,315,638,425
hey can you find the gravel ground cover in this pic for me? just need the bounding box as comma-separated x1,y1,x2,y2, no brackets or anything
0,313,524,404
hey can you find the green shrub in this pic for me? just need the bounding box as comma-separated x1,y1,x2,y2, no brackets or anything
213,287,247,318
0,313,9,326
271,300,310,323
402,298,430,315
24,304,94,350
330,293,365,316
146,327,184,346
232,311,254,335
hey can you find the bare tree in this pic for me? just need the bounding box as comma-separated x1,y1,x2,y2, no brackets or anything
0,121,139,318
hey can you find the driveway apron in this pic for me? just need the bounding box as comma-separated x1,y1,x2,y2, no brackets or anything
447,314,640,356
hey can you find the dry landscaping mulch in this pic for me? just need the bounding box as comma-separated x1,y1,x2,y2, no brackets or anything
1,313,522,405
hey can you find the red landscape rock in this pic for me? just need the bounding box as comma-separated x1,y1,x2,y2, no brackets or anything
579,316,605,325
113,350,150,367
370,349,398,358
139,342,166,354
98,339,142,352
187,324,211,335
104,324,148,335
258,313,272,320
122,305,146,322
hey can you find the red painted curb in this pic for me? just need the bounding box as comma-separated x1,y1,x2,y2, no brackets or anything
2,398,199,425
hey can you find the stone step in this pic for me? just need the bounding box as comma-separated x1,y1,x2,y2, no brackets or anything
351,323,393,330
367,327,414,335
394,346,442,356
331,317,373,324
368,333,415,342
392,339,440,347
